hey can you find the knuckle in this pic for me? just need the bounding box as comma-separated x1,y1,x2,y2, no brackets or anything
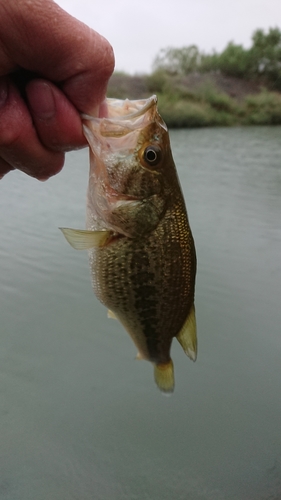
0,116,22,148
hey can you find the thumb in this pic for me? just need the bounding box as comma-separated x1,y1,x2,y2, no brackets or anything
0,0,115,114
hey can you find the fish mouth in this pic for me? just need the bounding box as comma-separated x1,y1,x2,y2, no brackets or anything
82,95,157,122
81,95,167,140
104,95,157,120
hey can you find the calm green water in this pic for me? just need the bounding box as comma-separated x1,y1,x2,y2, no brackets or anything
0,127,281,500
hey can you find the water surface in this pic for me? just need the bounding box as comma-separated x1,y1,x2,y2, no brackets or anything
0,126,281,499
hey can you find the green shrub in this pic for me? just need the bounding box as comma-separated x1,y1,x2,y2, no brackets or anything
244,89,281,124
157,95,210,127
158,94,236,128
106,65,281,128
195,82,236,112
145,70,170,93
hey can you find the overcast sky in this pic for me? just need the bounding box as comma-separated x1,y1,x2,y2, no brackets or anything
56,0,281,74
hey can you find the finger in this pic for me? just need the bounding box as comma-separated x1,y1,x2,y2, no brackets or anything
0,77,64,180
0,0,115,114
26,79,87,152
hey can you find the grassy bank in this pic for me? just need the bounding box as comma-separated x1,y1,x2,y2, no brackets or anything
107,71,281,128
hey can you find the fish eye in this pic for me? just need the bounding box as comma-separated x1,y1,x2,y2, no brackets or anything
142,145,162,167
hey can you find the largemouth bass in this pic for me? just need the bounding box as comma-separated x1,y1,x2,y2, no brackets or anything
61,95,197,393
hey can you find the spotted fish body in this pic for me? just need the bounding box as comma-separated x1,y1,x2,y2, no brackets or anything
61,96,197,393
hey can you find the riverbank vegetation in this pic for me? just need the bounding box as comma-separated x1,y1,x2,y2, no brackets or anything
107,28,281,127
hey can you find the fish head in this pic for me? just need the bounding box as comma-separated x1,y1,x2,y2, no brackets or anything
82,96,175,236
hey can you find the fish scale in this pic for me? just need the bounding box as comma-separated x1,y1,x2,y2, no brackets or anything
60,95,197,393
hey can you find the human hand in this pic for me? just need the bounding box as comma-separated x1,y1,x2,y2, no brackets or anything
0,0,114,181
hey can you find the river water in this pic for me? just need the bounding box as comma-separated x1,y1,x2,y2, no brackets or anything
0,126,281,500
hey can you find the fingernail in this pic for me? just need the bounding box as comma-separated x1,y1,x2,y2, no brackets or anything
0,78,8,108
27,81,55,119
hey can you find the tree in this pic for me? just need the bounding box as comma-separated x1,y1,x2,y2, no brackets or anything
213,42,252,78
250,28,281,88
151,28,281,89
152,45,202,75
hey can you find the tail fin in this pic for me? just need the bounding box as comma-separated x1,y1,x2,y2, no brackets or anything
154,360,174,394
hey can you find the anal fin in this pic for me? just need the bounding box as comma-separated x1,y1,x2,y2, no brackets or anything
176,304,197,361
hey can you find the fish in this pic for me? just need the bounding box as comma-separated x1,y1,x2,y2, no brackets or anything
60,95,197,394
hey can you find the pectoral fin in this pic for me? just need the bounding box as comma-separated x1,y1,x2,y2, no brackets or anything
59,228,111,250
154,360,174,394
176,304,197,361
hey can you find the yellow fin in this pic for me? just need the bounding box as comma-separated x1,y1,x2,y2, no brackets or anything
107,309,118,320
154,360,174,394
59,228,111,250
176,304,197,361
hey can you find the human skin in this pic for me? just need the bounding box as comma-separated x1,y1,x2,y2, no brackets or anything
0,0,115,180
